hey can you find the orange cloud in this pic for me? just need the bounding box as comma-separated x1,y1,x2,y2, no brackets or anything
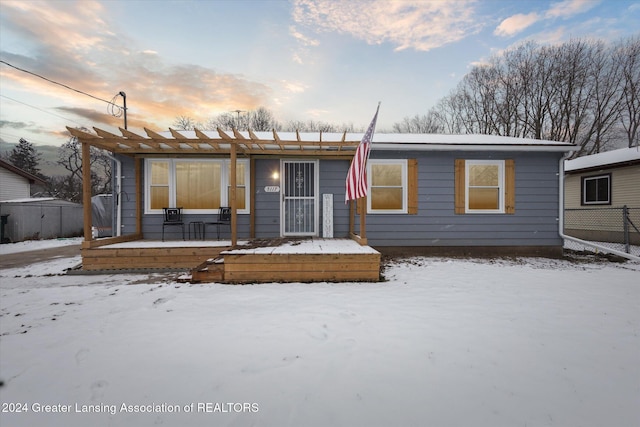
0,0,273,134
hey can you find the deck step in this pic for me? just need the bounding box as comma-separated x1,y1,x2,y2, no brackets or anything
189,256,225,283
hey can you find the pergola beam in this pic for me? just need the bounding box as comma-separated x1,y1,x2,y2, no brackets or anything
66,126,360,157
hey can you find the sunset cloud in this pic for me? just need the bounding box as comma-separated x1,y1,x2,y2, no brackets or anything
0,0,274,131
494,12,540,37
291,0,482,52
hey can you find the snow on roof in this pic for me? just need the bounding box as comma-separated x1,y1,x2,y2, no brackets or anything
565,146,640,172
162,130,573,149
0,197,57,203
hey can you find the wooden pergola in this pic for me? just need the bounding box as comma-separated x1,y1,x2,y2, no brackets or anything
67,126,370,248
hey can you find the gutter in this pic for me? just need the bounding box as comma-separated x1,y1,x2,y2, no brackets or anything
372,143,573,152
558,153,640,262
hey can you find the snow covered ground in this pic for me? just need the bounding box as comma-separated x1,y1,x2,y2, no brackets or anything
0,240,639,427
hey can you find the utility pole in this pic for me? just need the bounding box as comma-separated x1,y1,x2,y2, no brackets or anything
233,109,245,130
119,91,127,129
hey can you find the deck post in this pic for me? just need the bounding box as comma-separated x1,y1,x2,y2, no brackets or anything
230,140,237,247
82,142,92,242
359,196,367,242
349,199,355,235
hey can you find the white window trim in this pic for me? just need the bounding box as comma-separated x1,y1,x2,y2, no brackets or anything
367,159,408,214
582,174,611,205
465,160,505,214
145,158,250,215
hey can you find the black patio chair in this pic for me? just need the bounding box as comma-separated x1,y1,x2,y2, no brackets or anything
204,207,231,240
162,207,185,241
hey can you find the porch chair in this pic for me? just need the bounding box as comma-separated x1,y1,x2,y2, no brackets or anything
204,207,231,240
162,207,185,241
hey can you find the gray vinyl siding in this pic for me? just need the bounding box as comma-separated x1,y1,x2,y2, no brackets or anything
254,159,281,237
363,150,563,247
118,151,563,247
253,158,352,238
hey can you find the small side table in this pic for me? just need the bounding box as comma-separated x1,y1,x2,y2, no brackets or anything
188,221,205,240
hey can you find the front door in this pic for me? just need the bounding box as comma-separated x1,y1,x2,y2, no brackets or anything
281,160,318,236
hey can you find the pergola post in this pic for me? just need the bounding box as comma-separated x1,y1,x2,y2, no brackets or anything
230,141,237,247
82,142,92,242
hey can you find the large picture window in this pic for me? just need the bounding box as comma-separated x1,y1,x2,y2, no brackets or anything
367,160,407,213
145,159,249,214
582,174,611,205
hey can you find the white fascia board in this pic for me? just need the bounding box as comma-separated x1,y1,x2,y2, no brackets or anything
371,143,575,152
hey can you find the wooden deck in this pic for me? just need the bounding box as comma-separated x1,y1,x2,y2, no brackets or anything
80,238,381,283
81,240,233,271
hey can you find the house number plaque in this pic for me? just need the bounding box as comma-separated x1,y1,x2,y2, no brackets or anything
264,186,280,193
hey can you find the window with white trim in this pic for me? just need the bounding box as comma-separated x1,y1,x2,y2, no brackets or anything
367,159,407,213
465,160,505,213
145,159,249,214
582,174,610,205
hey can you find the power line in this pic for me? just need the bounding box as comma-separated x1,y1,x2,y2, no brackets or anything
0,94,88,128
0,60,122,108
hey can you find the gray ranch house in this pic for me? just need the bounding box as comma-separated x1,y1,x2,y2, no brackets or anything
69,126,574,280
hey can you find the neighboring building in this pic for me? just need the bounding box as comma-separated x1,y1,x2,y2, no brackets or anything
564,146,640,244
0,198,83,242
0,158,46,201
0,159,83,243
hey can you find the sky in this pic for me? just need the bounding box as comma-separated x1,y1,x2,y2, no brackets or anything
0,0,639,148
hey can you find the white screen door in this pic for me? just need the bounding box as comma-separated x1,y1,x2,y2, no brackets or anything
282,160,318,236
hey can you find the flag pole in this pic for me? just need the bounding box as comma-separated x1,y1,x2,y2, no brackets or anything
346,102,380,245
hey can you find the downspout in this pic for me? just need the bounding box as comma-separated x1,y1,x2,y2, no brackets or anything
558,152,640,262
104,153,122,237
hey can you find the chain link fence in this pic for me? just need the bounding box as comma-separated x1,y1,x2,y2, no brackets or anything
564,206,640,257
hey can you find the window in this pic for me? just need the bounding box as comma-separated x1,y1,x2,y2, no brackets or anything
466,160,504,212
367,160,407,213
582,174,610,205
455,159,515,214
228,161,247,211
145,159,249,214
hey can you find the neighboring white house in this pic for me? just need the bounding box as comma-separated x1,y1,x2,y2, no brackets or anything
564,146,640,244
0,159,83,242
0,158,46,201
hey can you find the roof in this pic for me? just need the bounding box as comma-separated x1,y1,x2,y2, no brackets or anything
0,197,81,206
66,126,575,156
0,159,47,185
565,146,640,172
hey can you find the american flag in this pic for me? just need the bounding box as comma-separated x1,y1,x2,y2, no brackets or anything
345,103,380,202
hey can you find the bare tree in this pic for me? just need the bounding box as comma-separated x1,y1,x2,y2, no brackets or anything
398,36,639,156
248,107,276,131
617,36,640,148
392,112,443,133
51,132,112,203
172,115,197,130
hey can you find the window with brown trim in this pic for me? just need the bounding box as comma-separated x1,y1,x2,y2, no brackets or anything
455,159,515,214
366,159,418,214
